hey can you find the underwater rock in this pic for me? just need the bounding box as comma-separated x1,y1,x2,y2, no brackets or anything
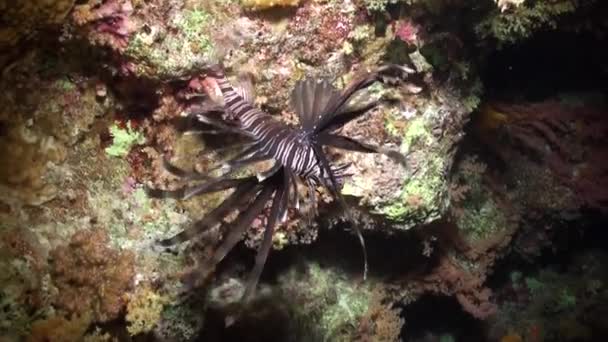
0,57,111,207
0,0,74,52
0,124,67,207
341,88,471,231
203,261,402,341
109,1,247,80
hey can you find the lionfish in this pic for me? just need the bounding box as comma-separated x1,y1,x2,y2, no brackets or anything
148,64,414,302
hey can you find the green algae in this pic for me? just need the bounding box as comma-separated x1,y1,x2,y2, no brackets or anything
105,123,146,158
280,263,372,341
125,8,215,80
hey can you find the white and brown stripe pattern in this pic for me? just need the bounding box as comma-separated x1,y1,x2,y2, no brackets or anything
206,70,327,184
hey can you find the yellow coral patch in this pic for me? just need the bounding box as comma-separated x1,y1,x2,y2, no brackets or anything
477,104,509,131
126,286,170,336
241,0,300,9
500,333,523,342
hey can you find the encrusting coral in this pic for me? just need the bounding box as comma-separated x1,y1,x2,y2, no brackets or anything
27,315,91,342
241,0,300,10
0,124,67,206
50,229,135,322
125,285,170,336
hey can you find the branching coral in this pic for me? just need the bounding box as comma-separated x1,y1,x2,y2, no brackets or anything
355,289,404,341
415,254,497,319
50,229,135,322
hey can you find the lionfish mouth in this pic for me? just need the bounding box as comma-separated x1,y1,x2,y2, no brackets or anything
147,63,414,305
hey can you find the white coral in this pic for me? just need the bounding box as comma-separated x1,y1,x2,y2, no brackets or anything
495,0,525,12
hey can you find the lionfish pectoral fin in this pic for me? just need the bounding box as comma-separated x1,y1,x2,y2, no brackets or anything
311,144,368,281
319,101,378,133
157,177,259,247
206,185,275,269
145,178,244,201
313,64,417,134
171,182,273,292
319,133,407,166
242,174,289,302
162,157,210,181
145,186,187,200
256,161,281,182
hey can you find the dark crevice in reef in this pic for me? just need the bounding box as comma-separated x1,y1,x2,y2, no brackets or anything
486,213,608,290
480,29,608,102
400,294,486,342
219,224,431,285
200,225,441,342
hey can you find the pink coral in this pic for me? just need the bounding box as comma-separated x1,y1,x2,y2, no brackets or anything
72,0,136,50
394,19,420,45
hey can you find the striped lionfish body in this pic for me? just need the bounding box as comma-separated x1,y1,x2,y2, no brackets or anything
148,64,414,303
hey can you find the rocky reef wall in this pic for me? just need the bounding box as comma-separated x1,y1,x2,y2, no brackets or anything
1,0,607,341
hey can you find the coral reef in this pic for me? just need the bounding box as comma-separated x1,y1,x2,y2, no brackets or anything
0,228,50,339
125,285,170,336
120,3,236,80
0,0,74,51
242,0,300,10
105,122,146,157
475,98,608,213
71,0,137,50
476,0,583,46
50,229,135,322
280,263,373,340
0,56,111,206
1,0,606,339
27,315,91,342
489,250,608,341
0,123,67,206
